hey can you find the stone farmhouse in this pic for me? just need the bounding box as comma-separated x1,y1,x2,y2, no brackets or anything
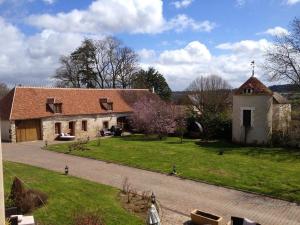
0,87,155,143
232,76,291,145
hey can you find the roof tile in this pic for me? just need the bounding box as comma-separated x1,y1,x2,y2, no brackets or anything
1,87,153,120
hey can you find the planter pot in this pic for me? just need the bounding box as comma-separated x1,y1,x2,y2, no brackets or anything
191,209,222,225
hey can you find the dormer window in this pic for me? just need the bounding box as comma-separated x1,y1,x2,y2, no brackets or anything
107,102,113,110
243,88,253,94
46,97,62,113
99,98,113,111
54,103,62,113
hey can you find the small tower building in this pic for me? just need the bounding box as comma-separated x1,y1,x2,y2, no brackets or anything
232,76,291,145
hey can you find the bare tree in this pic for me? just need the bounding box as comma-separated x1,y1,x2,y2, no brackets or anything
186,75,232,115
105,37,121,88
264,18,300,88
54,56,82,88
54,37,139,89
94,39,110,88
0,82,9,98
117,47,139,88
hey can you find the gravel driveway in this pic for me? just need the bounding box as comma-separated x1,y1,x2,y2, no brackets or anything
2,141,300,225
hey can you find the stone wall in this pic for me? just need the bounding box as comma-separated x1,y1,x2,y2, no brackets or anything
41,113,129,141
1,120,11,142
0,120,15,143
272,103,291,132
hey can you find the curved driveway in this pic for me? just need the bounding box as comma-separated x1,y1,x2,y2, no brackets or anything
2,141,300,225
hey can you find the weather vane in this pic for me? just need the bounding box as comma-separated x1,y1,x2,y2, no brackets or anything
251,60,255,77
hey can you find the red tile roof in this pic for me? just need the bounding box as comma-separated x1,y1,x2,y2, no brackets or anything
234,76,273,95
0,87,154,120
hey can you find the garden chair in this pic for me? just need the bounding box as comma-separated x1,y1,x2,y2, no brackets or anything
227,216,261,225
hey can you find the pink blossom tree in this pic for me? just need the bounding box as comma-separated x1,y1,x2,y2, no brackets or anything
131,97,178,139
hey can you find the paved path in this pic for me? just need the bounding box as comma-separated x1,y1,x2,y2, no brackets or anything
2,141,300,225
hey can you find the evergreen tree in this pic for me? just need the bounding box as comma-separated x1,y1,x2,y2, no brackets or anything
132,67,172,100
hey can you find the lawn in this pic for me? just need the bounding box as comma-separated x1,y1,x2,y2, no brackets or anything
3,161,144,225
47,135,300,203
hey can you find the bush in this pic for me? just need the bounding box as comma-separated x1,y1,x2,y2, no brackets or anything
187,113,232,140
9,177,48,214
272,130,291,147
73,211,105,225
68,139,89,152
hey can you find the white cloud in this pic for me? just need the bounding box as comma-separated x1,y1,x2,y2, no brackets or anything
166,14,216,33
27,0,164,34
216,39,271,53
286,0,300,5
159,41,211,64
172,0,193,9
43,0,55,4
0,17,85,85
141,39,272,90
138,49,156,62
27,0,215,34
260,26,289,36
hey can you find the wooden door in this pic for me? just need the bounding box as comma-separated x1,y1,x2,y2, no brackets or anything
69,121,75,136
16,119,41,142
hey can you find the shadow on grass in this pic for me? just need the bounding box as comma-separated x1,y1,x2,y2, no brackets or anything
118,135,166,142
196,140,300,161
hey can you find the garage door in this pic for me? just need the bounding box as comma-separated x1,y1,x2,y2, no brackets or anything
16,119,42,142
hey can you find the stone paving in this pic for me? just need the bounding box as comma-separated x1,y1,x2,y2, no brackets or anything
2,141,300,225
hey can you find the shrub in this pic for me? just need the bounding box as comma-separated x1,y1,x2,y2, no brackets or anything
200,113,231,140
9,177,48,214
186,113,232,140
69,139,89,151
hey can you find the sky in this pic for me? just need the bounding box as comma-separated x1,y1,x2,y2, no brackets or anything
0,0,299,90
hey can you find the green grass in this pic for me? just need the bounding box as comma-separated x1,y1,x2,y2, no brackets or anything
47,135,300,203
3,161,144,225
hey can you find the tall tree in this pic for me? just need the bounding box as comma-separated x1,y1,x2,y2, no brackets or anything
94,39,110,88
70,39,97,88
0,82,9,98
54,37,139,89
186,75,232,115
117,47,139,88
54,56,82,88
132,67,172,100
186,75,232,139
264,18,300,88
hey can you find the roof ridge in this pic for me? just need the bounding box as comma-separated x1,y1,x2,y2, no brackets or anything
15,86,149,91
